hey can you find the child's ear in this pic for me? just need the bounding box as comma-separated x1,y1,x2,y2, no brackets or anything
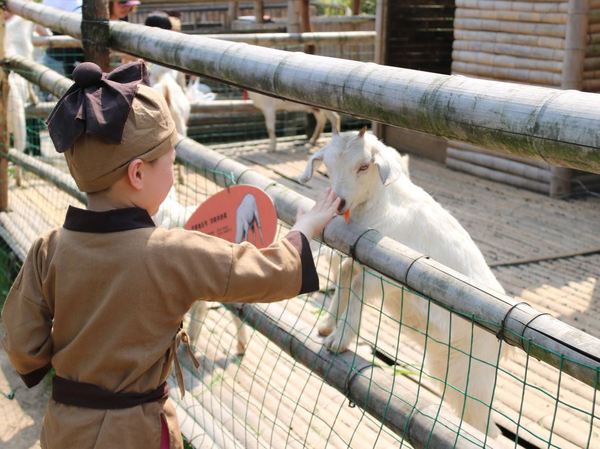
127,158,145,190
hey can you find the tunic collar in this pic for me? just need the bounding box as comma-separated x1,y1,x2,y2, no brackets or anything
63,205,156,233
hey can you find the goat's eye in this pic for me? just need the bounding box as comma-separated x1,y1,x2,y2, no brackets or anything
357,164,370,173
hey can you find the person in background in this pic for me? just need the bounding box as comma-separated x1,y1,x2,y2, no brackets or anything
109,0,140,21
39,0,84,77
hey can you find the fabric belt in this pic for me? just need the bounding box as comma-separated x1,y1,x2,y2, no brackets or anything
52,376,168,409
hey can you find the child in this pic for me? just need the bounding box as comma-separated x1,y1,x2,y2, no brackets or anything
1,61,340,449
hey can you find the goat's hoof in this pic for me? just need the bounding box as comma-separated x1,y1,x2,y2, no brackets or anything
317,316,336,337
323,332,351,353
236,341,247,356
317,325,334,337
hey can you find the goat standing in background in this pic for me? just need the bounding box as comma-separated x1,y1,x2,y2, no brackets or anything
248,91,341,152
299,128,508,438
4,13,38,186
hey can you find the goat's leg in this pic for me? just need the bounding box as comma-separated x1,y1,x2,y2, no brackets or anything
263,108,277,152
425,311,501,438
318,258,353,337
231,315,248,356
322,262,363,353
309,111,326,147
187,301,208,348
324,110,341,134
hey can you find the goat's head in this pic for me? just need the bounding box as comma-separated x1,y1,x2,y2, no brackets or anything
299,127,409,215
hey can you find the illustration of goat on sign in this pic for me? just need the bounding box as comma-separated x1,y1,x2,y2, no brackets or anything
235,194,265,245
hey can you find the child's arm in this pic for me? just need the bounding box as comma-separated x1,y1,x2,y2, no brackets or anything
152,188,340,309
1,238,53,388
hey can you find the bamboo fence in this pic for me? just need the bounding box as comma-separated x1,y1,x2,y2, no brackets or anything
6,0,600,176
450,0,600,197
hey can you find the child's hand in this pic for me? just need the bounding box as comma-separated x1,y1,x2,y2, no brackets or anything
291,187,341,240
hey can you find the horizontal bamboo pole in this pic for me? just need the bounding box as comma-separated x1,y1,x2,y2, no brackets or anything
447,146,552,182
32,31,376,49
25,100,257,119
452,50,563,72
32,35,81,48
447,156,549,193
5,149,86,203
456,0,568,13
453,40,564,61
9,0,600,174
447,139,551,168
454,18,566,37
451,61,562,85
455,8,567,25
7,58,600,396
454,29,565,49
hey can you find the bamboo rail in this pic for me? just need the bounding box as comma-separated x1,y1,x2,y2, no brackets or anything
31,31,376,49
454,29,565,49
452,40,564,61
456,0,568,14
7,0,600,174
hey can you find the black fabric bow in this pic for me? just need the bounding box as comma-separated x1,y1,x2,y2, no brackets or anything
46,61,149,153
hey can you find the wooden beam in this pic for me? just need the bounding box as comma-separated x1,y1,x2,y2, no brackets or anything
81,0,110,71
300,0,314,53
352,0,361,15
255,0,265,24
0,10,7,211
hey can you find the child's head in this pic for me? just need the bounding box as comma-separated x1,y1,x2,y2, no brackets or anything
47,61,178,214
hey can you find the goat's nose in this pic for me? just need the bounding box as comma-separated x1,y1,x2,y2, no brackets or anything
337,198,346,213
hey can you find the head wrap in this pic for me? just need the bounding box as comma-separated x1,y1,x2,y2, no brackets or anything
47,61,178,193
47,61,149,152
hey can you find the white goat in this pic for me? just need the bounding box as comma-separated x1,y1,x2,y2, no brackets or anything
248,91,341,152
152,188,249,356
5,14,37,186
148,64,190,138
299,129,507,438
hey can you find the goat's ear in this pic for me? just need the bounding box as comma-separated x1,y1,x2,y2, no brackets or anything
298,149,324,184
358,126,368,138
373,146,405,186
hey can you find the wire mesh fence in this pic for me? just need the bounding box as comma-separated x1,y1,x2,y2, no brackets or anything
1,105,599,448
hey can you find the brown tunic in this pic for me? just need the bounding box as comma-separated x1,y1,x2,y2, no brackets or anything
1,206,318,449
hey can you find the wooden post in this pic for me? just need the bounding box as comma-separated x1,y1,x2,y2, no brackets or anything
300,0,314,54
0,10,8,211
227,1,239,30
372,0,388,139
287,0,301,33
81,0,110,71
352,0,361,15
255,0,264,24
553,0,589,197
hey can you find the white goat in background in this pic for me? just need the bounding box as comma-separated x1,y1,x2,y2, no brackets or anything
248,91,341,152
4,13,38,186
148,63,191,138
299,128,508,438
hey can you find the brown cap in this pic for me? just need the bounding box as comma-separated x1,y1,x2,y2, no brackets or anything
65,83,178,193
47,61,178,193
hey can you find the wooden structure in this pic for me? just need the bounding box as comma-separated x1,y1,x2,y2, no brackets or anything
375,0,456,163
449,0,600,197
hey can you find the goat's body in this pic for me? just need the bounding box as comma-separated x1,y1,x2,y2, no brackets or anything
303,131,506,437
149,65,190,137
248,91,341,152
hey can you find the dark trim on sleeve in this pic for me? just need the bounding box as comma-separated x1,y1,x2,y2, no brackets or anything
284,231,319,295
20,363,52,388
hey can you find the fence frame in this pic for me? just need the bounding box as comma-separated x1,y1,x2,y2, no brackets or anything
5,0,600,175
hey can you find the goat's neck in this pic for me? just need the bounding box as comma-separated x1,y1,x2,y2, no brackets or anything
351,182,392,223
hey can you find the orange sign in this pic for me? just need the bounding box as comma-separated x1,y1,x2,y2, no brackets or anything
184,185,278,248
